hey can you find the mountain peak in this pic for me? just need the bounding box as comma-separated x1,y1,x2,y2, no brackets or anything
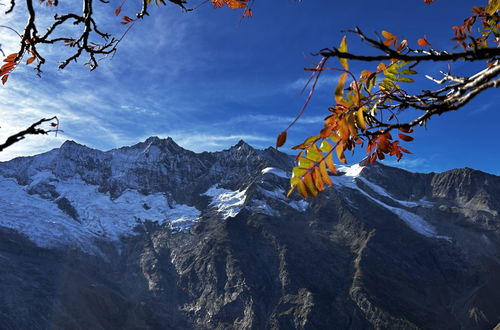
232,139,253,150
59,140,93,153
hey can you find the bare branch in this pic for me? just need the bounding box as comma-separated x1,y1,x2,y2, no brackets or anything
0,117,58,152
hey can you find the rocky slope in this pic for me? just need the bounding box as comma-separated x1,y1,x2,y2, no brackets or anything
0,137,498,329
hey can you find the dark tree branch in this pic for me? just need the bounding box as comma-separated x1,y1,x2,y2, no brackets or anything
319,28,500,63
0,117,58,152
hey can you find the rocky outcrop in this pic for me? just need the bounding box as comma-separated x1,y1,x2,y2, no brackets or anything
0,138,499,329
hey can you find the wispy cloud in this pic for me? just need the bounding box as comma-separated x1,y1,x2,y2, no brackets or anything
382,157,438,173
286,73,344,93
224,114,324,126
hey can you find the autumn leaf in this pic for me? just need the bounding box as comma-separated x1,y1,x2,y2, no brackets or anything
398,133,414,142
242,8,252,17
26,56,36,65
399,127,414,133
276,131,287,148
381,30,395,40
1,75,8,85
296,180,308,198
338,36,348,71
3,53,18,63
121,16,134,24
417,37,429,46
115,5,122,16
211,0,224,8
334,73,347,103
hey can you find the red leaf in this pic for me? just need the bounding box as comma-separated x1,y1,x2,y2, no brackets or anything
398,133,414,142
399,127,414,133
115,5,122,16
121,16,134,24
1,75,8,85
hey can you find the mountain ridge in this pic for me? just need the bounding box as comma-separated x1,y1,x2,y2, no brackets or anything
0,137,499,329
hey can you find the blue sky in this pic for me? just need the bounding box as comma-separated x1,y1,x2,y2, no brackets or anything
0,0,498,175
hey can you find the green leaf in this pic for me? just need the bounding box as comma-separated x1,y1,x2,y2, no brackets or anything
306,147,322,162
298,157,314,169
397,77,414,83
303,135,319,146
292,167,307,178
399,69,417,75
320,140,333,153
384,72,397,81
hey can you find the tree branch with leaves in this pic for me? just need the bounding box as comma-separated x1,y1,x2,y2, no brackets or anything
276,0,499,198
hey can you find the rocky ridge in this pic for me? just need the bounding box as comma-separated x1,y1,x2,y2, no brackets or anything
0,137,498,329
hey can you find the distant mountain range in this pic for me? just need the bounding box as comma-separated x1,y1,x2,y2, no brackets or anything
0,137,498,329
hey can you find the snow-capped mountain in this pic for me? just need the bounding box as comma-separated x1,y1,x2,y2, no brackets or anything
0,137,499,329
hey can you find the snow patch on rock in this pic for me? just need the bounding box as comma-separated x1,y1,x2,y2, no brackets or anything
0,173,201,253
261,167,289,179
333,164,448,240
203,185,247,219
358,177,434,208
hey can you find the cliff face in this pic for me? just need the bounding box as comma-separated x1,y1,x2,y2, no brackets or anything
0,138,498,330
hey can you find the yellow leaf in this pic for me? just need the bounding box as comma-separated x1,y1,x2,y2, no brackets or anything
319,161,333,186
486,0,499,14
356,107,367,130
334,73,347,103
338,36,348,71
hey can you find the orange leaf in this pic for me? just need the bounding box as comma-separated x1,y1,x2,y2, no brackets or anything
381,30,395,40
319,161,333,186
211,0,224,8
303,173,318,197
242,8,252,17
3,53,17,63
334,73,347,103
313,167,325,192
296,180,308,199
276,131,287,148
417,38,429,46
1,75,8,85
115,5,122,16
26,56,36,65
336,143,346,164
398,133,414,142
326,154,337,174
226,0,247,9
